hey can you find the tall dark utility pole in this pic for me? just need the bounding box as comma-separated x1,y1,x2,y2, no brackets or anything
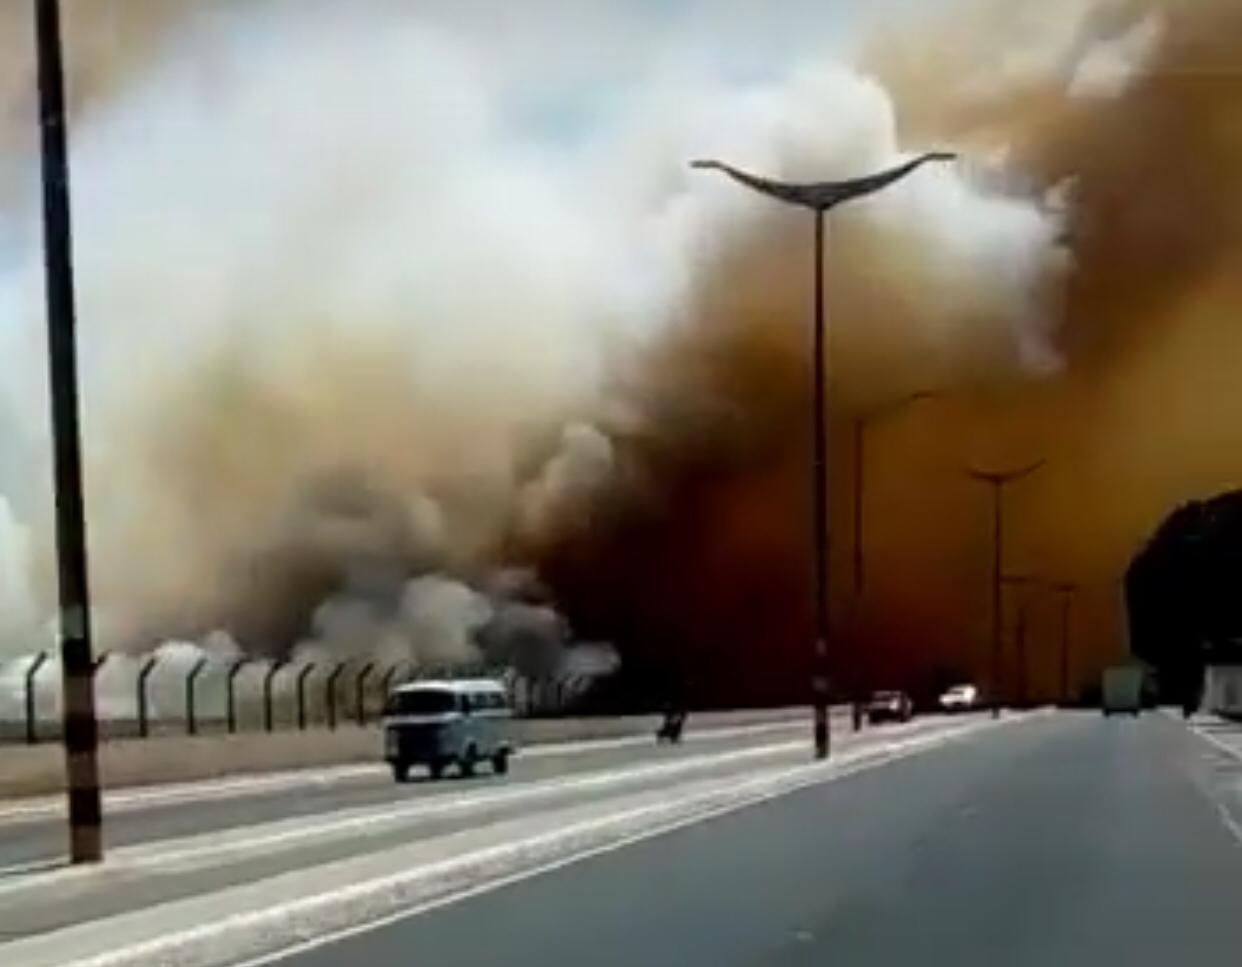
692,152,956,759
1054,582,1077,705
847,390,935,730
1001,575,1036,708
35,0,103,863
967,461,1044,719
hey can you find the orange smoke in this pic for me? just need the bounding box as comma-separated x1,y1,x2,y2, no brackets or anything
537,0,1242,701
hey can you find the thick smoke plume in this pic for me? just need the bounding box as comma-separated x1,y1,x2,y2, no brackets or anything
5,0,1235,706
0,0,1058,683
530,0,1242,701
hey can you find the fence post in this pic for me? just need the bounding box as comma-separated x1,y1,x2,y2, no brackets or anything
380,662,402,702
263,660,285,733
136,654,159,738
355,662,376,726
24,652,49,744
226,658,247,734
296,663,316,731
89,652,109,740
186,657,209,736
325,662,345,730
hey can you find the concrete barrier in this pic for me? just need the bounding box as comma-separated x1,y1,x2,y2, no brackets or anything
0,707,812,800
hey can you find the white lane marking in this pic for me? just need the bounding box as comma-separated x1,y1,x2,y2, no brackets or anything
0,732,852,895
99,740,805,870
1185,720,1242,765
0,717,951,896
0,718,810,823
21,715,1018,967
31,716,1023,967
1215,803,1242,847
1179,718,1242,848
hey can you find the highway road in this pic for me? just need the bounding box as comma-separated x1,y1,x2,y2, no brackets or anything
4,711,1241,966
266,712,1242,967
0,713,815,871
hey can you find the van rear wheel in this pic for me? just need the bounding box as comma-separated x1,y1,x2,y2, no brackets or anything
392,762,409,783
428,760,445,781
492,750,510,775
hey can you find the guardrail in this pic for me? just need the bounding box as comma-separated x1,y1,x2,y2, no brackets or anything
0,651,593,745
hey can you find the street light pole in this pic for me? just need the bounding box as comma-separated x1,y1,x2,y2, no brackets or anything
848,390,935,730
851,393,936,600
967,461,1044,719
1054,582,1077,705
1001,575,1036,708
692,152,956,759
34,0,102,864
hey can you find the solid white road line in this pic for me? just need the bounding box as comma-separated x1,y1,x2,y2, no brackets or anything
0,717,811,823
11,715,1027,967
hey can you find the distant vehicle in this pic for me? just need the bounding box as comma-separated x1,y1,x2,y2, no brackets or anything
1101,666,1143,717
938,683,979,713
1202,665,1242,719
382,679,514,782
867,690,913,724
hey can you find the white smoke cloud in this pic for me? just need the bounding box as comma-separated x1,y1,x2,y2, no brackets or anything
1069,14,1164,100
0,0,1065,665
519,422,615,540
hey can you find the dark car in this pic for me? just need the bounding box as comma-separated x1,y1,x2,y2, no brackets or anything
867,690,914,724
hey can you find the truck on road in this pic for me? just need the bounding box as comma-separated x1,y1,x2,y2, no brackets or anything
1102,665,1144,716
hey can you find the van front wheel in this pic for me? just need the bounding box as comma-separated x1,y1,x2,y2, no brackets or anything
391,762,409,783
459,747,478,778
492,750,510,775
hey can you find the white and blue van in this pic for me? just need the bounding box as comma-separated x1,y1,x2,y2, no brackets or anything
382,679,514,782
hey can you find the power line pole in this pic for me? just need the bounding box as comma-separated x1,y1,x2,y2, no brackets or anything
692,152,955,760
35,0,103,863
1054,582,1077,705
967,461,1044,719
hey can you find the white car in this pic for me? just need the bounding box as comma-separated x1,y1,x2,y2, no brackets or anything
938,684,979,713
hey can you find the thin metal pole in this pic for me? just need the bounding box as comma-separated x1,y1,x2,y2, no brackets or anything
811,210,831,760
25,652,49,745
991,483,1002,718
225,659,247,734
326,663,345,730
850,416,865,732
35,0,101,865
185,657,208,736
968,462,1043,718
136,655,158,738
296,663,316,731
356,662,376,726
263,661,284,733
1015,594,1028,707
852,417,864,599
1055,583,1075,704
380,663,401,700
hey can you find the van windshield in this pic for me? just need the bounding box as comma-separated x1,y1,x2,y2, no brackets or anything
383,690,457,716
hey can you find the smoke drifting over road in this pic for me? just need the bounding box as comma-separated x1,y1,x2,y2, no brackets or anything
0,0,1237,703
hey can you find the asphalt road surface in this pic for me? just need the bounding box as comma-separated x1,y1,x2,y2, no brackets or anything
0,714,814,871
272,713,1242,967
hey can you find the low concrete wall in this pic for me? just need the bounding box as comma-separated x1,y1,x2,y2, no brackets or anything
0,707,810,800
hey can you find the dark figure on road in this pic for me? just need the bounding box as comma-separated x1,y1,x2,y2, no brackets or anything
657,672,689,743
656,706,687,743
